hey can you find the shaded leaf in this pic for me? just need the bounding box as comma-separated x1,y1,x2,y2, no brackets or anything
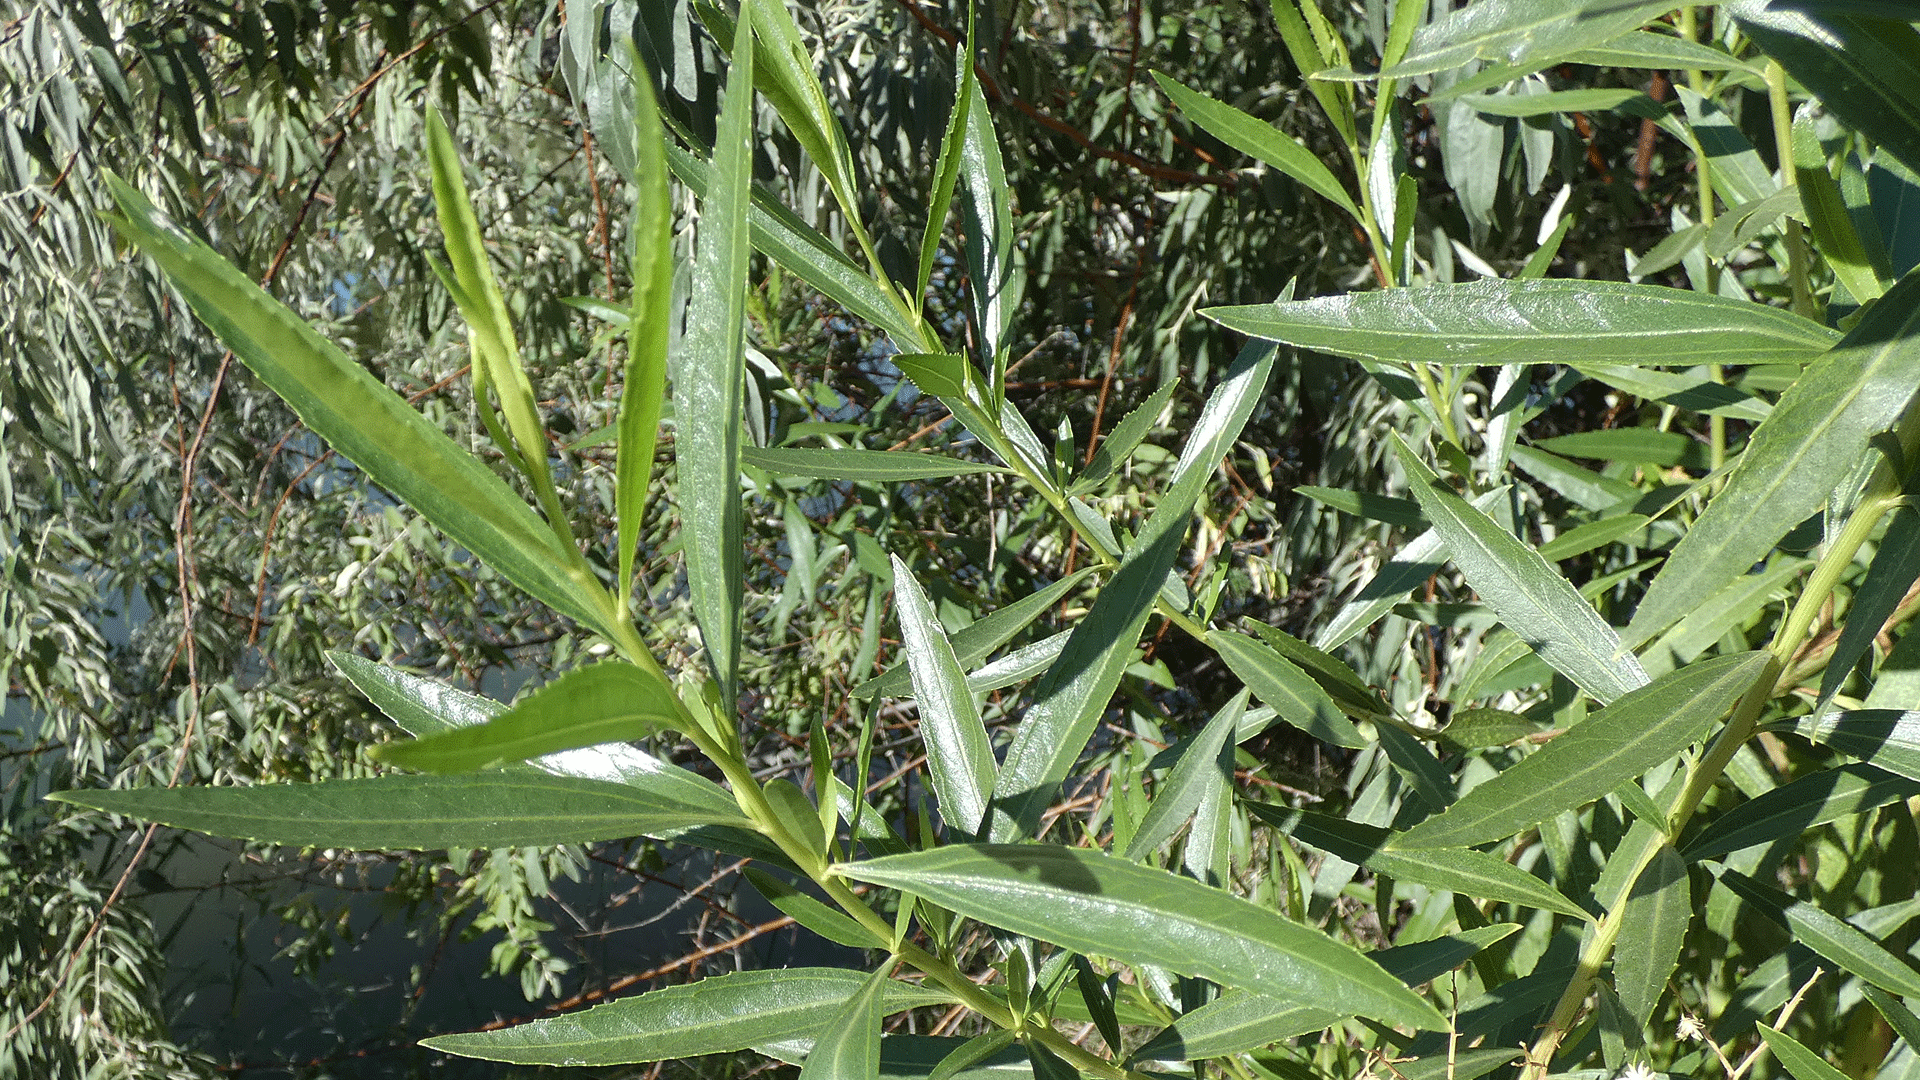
1683,763,1920,862
1384,0,1717,80
744,867,873,948
618,72,675,609
1613,843,1690,1028
1152,71,1359,218
1314,489,1507,649
1789,710,1920,783
1818,505,1920,713
1732,1,1920,177
1210,630,1366,749
1073,380,1177,496
1757,1024,1852,1080
1124,690,1248,860
1719,868,1920,997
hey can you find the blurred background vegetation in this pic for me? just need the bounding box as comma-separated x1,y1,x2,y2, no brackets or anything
0,0,1823,1074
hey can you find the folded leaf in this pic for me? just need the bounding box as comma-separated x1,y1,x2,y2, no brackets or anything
425,969,955,1064
374,662,685,773
51,773,748,850
618,72,676,607
1395,653,1769,850
1204,279,1837,367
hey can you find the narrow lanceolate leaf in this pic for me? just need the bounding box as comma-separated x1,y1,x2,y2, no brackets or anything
840,845,1448,1032
1124,690,1249,861
1790,711,1920,783
1757,1025,1852,1080
798,964,889,1080
101,177,614,638
1625,271,1920,646
1314,489,1507,649
1732,1,1920,178
987,343,1274,842
1682,763,1920,863
1246,623,1393,720
1819,505,1920,713
855,569,1094,700
1718,868,1920,997
373,663,685,773
745,447,1009,481
1395,653,1770,850
744,867,873,948
50,773,748,850
958,68,1013,370
1210,631,1366,749
1613,843,1690,1028
891,556,995,837
423,969,955,1065
676,5,757,701
1203,279,1838,367
917,33,973,312
618,73,675,609
1152,72,1359,219
1073,379,1177,495
1864,986,1920,1050
1132,925,1520,1061
1394,435,1648,704
1380,0,1675,79
1249,805,1590,921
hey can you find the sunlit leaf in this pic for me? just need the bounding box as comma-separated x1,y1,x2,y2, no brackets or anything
618,72,675,609
841,844,1447,1031
1789,710,1920,783
745,447,1009,481
892,556,996,837
1382,0,1703,80
1152,72,1359,218
1210,630,1365,749
1613,843,1689,1028
799,964,889,1080
1394,653,1769,849
1683,763,1920,862
855,570,1094,700
1732,0,1920,177
1124,690,1248,860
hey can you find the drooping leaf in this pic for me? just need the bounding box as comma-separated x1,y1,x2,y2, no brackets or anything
1864,986,1920,1051
1383,0,1715,80
745,447,1010,481
1557,30,1758,73
1682,763,1920,862
1394,434,1648,704
1394,653,1769,850
926,1032,1024,1080
743,867,874,948
798,964,890,1080
1573,363,1771,422
1625,271,1920,646
1249,805,1589,921
891,556,995,838
1124,690,1249,860
618,72,676,611
1757,1024,1852,1080
840,845,1447,1032
1789,710,1920,783
1613,843,1690,1029
1732,0,1920,178
675,5,758,701
1069,957,1124,1055
855,569,1094,700
1131,925,1520,1060
423,969,955,1064
987,343,1274,842
101,177,617,639
1210,630,1366,749
50,773,749,850
1718,868,1920,997
373,663,685,773
1203,279,1837,367
1152,72,1359,219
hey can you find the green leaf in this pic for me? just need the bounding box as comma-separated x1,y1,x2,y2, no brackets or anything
917,33,974,315
1558,30,1758,72
50,773,747,850
745,447,1010,481
1639,558,1810,681
1613,843,1689,1029
1440,707,1542,750
1381,0,1686,79
1210,631,1366,749
1819,505,1920,712
424,969,955,1064
100,176,616,639
676,6,757,701
1073,380,1177,496
739,0,870,254
987,343,1275,842
1796,108,1890,305
372,663,684,773
927,1033,1023,1080
743,867,874,948
1020,1041,1074,1080
618,71,675,610
1732,1,1920,178
1151,72,1360,219
1678,86,1776,207
665,142,926,349
840,845,1447,1032
1296,486,1427,530
1205,280,1838,367
1395,653,1769,850
1458,88,1652,117
1757,1024,1852,1080
958,70,1013,372
1249,805,1590,921
1070,957,1123,1055
1536,515,1653,562
1132,925,1520,1060
1683,763,1920,862
855,569,1094,700
1718,868,1920,997
799,964,890,1080
1789,710,1920,783
1124,690,1249,860
891,556,996,838
1394,434,1648,704
1536,429,1713,469
1625,271,1920,646
1863,986,1920,1050
1572,363,1771,422
1245,623,1393,720
1313,489,1507,649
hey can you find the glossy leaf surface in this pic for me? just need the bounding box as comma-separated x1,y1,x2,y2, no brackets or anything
1153,72,1359,218
1733,1,1920,177
798,965,888,1080
1124,690,1248,860
892,556,995,837
1789,710,1920,783
1210,630,1365,749
855,570,1093,700
841,844,1447,1031
746,447,1009,481
1395,653,1769,849
1382,0,1673,78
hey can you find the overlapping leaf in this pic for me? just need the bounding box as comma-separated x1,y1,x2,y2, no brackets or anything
891,556,995,837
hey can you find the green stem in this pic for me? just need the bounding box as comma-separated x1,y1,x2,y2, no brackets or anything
1764,61,1814,320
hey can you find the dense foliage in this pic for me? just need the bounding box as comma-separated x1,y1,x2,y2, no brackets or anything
11,0,1920,1078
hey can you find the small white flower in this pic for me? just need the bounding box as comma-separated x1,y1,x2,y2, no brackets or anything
1676,1014,1706,1041
1620,1062,1657,1080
